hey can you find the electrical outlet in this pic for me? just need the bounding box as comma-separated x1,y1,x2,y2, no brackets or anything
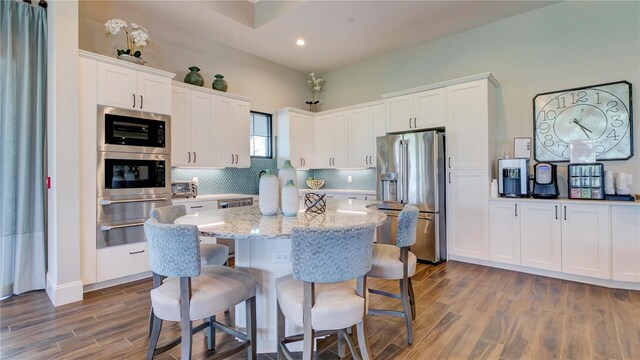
192,177,198,183
347,175,352,183
272,252,290,263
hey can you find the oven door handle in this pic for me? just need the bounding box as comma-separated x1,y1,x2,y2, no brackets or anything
101,222,145,231
100,198,169,205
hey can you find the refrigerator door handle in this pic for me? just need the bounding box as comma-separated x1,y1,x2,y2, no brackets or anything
402,140,410,204
397,140,404,203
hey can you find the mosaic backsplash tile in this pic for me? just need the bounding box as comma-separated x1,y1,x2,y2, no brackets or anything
172,160,376,195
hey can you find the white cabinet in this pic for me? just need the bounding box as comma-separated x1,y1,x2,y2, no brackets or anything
348,104,385,168
171,86,217,167
447,170,490,260
97,61,171,115
561,204,610,279
96,242,150,282
277,108,315,170
315,112,348,168
489,200,521,265
611,206,640,282
385,88,445,133
216,97,250,168
520,202,561,271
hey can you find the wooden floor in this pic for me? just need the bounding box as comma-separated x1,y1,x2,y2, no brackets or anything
1,261,639,359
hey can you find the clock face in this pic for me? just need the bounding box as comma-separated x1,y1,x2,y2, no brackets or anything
533,81,633,162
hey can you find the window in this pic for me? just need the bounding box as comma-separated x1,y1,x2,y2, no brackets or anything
250,111,272,158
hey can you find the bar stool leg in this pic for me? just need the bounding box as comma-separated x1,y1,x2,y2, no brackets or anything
399,279,413,345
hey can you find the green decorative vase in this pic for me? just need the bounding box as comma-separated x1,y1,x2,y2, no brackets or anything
212,74,228,92
184,66,204,87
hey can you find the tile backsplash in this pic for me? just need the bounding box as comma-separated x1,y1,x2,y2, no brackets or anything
172,160,376,195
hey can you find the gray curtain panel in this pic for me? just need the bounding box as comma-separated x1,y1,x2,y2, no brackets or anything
0,0,47,297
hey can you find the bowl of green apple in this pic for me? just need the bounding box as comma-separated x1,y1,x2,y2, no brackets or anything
305,177,325,190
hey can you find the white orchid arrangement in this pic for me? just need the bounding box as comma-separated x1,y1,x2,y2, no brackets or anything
305,72,324,105
105,18,150,58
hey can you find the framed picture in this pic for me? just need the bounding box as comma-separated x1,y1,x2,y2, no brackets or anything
514,137,531,159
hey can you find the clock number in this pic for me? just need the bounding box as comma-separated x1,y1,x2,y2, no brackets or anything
538,122,550,134
607,129,620,141
576,91,587,103
606,101,619,113
610,115,624,127
555,97,566,109
594,142,606,154
557,143,569,156
543,134,554,147
541,109,557,121
596,92,601,105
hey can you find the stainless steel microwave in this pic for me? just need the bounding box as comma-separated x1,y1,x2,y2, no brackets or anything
97,152,171,197
97,106,170,154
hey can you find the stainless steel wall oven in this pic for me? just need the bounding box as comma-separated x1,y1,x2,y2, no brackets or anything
98,105,170,154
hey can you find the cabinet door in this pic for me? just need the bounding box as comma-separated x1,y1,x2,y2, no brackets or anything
215,96,235,167
97,62,138,110
446,80,489,170
447,169,489,260
489,201,520,265
413,88,446,130
315,114,333,168
370,104,386,168
611,206,640,282
190,92,217,167
137,72,171,115
171,87,192,166
232,99,251,168
562,204,610,279
331,111,349,168
290,113,314,170
520,202,562,271
385,94,413,133
348,107,371,168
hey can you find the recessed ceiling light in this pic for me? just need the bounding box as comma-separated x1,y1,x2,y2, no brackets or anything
296,39,305,46
347,18,355,23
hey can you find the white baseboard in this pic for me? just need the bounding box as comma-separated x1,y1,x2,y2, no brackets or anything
449,255,640,291
83,271,152,293
46,273,84,306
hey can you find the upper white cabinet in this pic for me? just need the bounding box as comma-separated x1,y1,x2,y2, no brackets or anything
97,61,172,115
385,88,446,133
611,206,640,282
315,112,349,168
561,204,610,279
216,96,250,168
348,104,385,168
277,108,315,170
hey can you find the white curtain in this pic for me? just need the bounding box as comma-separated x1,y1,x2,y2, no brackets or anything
0,0,47,298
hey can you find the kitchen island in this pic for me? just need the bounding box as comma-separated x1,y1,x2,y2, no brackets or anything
175,199,386,353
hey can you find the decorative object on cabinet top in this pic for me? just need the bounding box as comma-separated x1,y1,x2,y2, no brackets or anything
171,81,251,102
306,178,325,190
212,74,228,92
305,72,324,112
79,50,175,78
184,66,204,87
104,18,150,64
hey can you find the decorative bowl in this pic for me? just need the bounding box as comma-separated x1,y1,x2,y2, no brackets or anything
306,179,325,190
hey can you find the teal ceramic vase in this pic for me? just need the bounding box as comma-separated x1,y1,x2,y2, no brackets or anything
281,180,299,217
278,160,297,188
184,66,204,87
212,74,228,92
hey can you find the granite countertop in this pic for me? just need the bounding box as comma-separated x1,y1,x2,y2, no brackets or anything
299,189,376,195
175,199,386,239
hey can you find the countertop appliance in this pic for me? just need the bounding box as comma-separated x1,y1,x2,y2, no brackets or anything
532,162,559,199
215,196,254,256
171,181,198,198
375,131,446,262
498,159,528,197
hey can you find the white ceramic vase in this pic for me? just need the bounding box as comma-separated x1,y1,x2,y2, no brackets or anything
259,169,280,216
281,180,299,217
279,159,297,188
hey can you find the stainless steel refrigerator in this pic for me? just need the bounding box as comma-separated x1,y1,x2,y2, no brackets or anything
376,131,446,262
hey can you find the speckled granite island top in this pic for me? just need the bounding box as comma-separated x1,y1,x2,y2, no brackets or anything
174,199,386,239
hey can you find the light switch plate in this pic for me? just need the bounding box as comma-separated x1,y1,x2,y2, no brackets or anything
348,175,352,183
272,252,290,263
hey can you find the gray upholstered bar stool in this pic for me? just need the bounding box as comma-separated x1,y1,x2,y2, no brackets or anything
143,217,257,360
367,205,419,345
151,205,229,266
276,223,375,360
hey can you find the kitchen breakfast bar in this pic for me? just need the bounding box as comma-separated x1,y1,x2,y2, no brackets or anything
175,199,387,353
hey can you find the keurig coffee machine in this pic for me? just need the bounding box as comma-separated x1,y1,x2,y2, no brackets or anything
532,162,559,199
498,159,528,197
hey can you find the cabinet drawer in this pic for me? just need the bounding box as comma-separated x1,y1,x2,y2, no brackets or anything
181,200,219,214
97,243,150,282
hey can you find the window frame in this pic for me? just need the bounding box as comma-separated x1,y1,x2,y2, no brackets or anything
249,111,273,159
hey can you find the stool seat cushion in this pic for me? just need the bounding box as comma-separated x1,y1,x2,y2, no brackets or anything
276,275,366,331
367,244,417,279
151,265,256,322
201,243,229,266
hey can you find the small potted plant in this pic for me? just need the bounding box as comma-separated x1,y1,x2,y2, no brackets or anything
105,18,150,65
305,72,324,112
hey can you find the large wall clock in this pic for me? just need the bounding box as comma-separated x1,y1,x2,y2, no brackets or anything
533,81,633,162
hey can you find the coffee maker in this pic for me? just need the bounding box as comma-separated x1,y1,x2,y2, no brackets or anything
498,159,528,197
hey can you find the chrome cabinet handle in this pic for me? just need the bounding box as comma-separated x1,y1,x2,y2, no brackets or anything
448,172,452,184
235,154,238,164
515,203,518,217
188,151,191,163
193,152,197,163
564,206,567,220
129,250,145,255
132,94,136,108
140,95,143,109
555,205,558,220
232,154,235,164
100,198,168,205
190,205,203,209
348,196,357,199
300,158,303,166
303,158,306,166
101,222,145,231
448,157,451,169
409,118,412,129
414,117,417,128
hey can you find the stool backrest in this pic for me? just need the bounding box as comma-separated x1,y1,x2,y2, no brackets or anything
151,205,187,224
144,217,201,278
291,223,375,283
396,205,419,248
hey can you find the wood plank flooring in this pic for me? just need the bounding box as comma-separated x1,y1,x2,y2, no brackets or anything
1,261,639,359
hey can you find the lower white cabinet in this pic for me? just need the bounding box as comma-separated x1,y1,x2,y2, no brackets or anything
489,200,520,265
561,204,610,279
96,242,150,282
611,206,640,282
520,202,561,271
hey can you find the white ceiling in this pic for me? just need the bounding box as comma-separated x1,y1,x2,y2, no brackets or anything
82,1,557,74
